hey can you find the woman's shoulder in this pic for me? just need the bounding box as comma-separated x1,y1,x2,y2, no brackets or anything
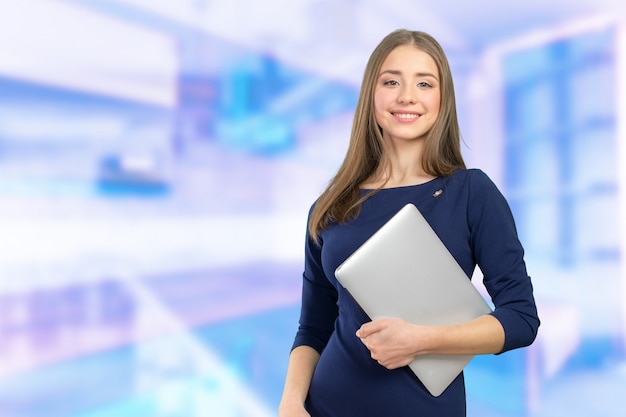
451,167,488,180
446,169,506,205
450,168,498,189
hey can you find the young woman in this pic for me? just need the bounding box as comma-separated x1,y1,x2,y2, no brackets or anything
278,29,540,417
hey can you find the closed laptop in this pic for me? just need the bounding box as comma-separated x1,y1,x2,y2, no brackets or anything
335,203,492,397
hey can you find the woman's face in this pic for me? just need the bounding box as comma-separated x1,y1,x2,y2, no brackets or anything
373,45,441,145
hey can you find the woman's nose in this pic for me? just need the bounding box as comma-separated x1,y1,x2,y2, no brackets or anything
398,87,416,104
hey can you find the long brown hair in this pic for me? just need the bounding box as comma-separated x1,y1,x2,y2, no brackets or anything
308,29,465,242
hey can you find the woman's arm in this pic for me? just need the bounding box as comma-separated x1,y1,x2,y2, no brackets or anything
356,315,504,369
280,206,337,415
278,346,320,417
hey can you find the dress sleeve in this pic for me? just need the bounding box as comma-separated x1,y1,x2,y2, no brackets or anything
291,208,339,354
468,170,540,353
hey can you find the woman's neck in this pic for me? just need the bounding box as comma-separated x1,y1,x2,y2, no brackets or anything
362,171,435,189
362,158,435,189
362,137,435,188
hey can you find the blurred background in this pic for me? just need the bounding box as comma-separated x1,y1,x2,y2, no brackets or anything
0,0,625,416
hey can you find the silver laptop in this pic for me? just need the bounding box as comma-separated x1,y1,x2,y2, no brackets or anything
335,203,492,397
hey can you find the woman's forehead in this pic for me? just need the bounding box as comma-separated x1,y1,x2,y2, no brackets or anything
379,45,438,75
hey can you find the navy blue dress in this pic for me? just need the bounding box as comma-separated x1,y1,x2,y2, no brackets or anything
292,169,540,417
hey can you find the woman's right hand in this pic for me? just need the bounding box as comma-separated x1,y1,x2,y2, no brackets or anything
278,346,319,417
278,400,311,417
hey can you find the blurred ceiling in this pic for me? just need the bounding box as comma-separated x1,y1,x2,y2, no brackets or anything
410,0,625,47
81,0,626,81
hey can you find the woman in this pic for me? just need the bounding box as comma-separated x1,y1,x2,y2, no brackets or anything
278,29,540,417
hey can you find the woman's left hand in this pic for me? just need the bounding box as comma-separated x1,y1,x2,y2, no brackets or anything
356,318,434,369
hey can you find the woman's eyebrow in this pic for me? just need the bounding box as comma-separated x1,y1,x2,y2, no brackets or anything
379,69,438,80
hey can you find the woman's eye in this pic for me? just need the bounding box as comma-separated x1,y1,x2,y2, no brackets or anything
383,80,399,86
417,81,432,88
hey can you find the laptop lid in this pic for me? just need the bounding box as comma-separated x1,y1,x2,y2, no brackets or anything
335,203,492,397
